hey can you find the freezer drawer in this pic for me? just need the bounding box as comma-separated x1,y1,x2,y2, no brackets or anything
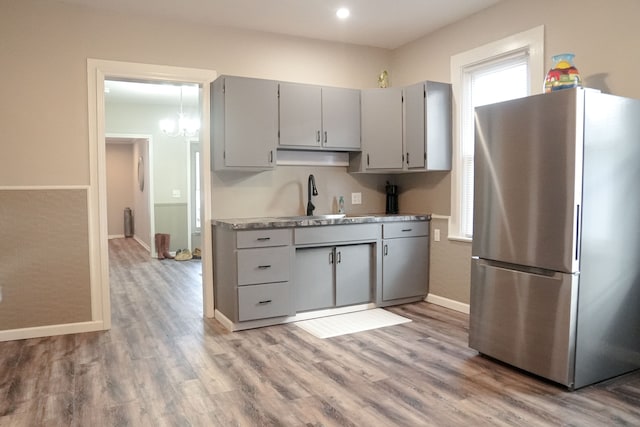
469,258,579,387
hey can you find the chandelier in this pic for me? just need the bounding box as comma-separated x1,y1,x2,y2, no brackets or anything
159,85,200,137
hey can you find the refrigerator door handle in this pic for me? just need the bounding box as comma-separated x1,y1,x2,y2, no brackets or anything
475,257,561,279
575,204,581,261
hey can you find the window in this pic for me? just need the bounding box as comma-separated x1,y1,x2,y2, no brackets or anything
450,26,544,240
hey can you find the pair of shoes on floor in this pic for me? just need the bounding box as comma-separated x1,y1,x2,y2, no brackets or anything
192,248,201,259
175,249,192,261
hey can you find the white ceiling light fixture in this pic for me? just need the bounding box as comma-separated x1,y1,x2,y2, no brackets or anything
159,85,200,138
336,7,350,19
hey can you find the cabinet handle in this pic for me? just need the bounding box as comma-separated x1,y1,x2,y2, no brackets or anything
401,229,413,232
324,131,328,144
256,237,271,241
329,251,334,264
383,244,388,256
406,152,410,165
258,265,272,269
317,130,321,143
367,153,370,166
337,251,342,264
258,300,272,305
269,150,274,164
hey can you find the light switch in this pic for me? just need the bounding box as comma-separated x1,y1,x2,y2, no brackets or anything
172,189,181,198
434,229,441,242
351,192,362,205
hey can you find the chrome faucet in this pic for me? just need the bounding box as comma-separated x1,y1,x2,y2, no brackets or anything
306,174,318,216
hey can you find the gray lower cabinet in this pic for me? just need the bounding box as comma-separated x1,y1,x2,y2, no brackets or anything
213,227,294,323
295,244,372,312
238,282,291,322
382,222,429,301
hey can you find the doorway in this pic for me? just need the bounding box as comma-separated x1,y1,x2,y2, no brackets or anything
87,60,217,330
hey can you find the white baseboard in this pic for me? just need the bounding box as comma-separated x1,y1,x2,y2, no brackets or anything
425,294,470,314
0,320,107,342
134,235,150,252
108,234,125,240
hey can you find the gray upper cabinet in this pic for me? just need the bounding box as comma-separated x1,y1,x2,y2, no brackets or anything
404,82,427,169
357,87,404,170
350,81,452,173
211,76,278,171
279,83,322,148
321,87,361,151
279,83,361,151
404,81,452,171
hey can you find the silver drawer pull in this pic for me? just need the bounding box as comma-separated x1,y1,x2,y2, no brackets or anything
256,237,271,241
258,265,272,269
401,228,413,232
258,300,272,305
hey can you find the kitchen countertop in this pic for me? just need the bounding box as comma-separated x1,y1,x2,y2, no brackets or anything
212,213,431,230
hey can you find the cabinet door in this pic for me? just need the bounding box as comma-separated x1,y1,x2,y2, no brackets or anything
335,244,372,306
223,76,278,168
294,247,334,312
404,82,426,169
361,88,404,169
279,83,322,148
322,87,361,151
382,237,428,301
425,81,452,171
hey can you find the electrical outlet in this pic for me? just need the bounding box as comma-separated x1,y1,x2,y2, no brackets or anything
172,189,181,198
434,229,441,242
351,192,362,205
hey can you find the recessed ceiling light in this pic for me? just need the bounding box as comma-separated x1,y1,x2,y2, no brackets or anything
336,7,350,19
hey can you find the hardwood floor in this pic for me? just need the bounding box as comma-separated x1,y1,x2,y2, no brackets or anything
1,237,639,426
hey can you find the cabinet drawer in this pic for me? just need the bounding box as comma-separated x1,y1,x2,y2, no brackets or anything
383,221,429,238
237,228,291,248
237,246,290,285
238,282,292,321
295,223,380,245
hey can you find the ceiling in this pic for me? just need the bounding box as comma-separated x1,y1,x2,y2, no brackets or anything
98,0,502,106
55,0,501,50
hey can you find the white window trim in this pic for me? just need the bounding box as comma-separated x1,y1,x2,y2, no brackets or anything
449,25,545,242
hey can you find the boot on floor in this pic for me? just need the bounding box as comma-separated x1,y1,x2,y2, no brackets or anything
154,233,164,260
162,233,174,259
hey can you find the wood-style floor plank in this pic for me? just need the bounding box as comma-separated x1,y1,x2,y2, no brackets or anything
1,237,639,426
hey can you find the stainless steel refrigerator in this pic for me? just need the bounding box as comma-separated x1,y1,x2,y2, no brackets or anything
469,88,640,389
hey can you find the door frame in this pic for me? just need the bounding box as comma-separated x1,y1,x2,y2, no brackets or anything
87,59,217,329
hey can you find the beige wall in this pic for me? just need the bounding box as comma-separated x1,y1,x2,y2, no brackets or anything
0,0,391,334
0,189,92,331
212,166,388,219
392,0,640,304
106,143,134,237
0,0,390,188
3,0,639,333
133,139,151,247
